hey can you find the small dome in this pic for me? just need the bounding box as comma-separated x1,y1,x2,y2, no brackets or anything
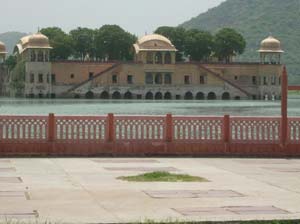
28,32,51,48
0,41,7,54
134,34,177,54
258,36,284,53
138,34,172,45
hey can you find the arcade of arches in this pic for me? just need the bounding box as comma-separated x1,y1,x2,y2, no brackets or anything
79,91,242,100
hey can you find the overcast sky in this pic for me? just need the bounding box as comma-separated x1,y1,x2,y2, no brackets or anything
0,0,225,36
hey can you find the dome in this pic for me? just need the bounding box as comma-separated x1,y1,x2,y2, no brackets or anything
28,32,51,48
134,34,177,54
258,36,284,53
14,32,52,54
0,41,7,54
137,34,172,45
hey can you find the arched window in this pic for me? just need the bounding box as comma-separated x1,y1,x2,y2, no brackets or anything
112,91,121,100
31,50,36,62
184,92,193,100
155,92,163,100
165,52,172,64
222,92,231,100
124,91,133,99
145,92,154,100
37,50,44,62
155,52,163,64
45,51,49,62
85,91,94,99
164,73,172,84
207,92,217,100
164,92,172,100
196,92,205,100
100,91,109,99
146,52,153,64
145,73,153,84
155,73,162,84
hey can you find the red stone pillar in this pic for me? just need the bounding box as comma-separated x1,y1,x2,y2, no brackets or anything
106,113,115,142
165,114,173,142
48,113,55,142
223,115,230,152
281,66,288,147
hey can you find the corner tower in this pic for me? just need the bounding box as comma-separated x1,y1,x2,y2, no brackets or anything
14,32,53,98
258,36,284,64
0,41,7,63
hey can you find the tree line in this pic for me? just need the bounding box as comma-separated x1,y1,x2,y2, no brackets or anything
38,25,246,63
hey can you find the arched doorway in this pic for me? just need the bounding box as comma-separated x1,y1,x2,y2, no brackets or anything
165,52,172,64
124,91,133,99
100,91,109,99
222,92,231,100
112,91,121,100
85,91,94,99
74,94,80,99
155,92,163,100
164,92,172,100
207,92,217,100
155,52,163,64
184,92,193,100
145,92,154,100
196,92,205,100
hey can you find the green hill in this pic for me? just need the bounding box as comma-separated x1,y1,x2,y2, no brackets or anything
181,0,300,83
0,32,28,54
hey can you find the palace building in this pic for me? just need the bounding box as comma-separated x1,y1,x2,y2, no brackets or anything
1,33,284,100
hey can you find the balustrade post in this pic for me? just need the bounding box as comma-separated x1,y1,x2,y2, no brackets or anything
281,66,288,147
48,113,55,142
166,114,173,142
223,115,230,150
106,113,115,142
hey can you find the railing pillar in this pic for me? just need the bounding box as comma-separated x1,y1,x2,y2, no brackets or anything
48,113,55,142
106,113,115,142
166,114,173,142
223,115,230,150
281,66,288,147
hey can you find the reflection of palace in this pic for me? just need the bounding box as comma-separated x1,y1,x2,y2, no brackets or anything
0,33,284,100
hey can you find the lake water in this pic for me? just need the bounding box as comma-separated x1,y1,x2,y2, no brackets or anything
0,96,299,116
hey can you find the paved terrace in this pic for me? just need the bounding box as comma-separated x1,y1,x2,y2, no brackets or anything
1,158,300,223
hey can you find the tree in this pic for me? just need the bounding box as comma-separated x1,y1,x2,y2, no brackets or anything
154,26,186,61
95,25,137,61
70,27,96,60
184,29,214,61
5,55,17,70
214,28,246,63
40,27,74,60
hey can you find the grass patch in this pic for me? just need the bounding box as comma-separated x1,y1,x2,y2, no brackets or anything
117,171,208,182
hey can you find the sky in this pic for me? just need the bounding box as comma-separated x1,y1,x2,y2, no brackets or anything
0,0,225,36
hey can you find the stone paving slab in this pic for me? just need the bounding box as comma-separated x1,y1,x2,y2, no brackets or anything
0,158,300,223
174,206,290,216
262,167,300,172
0,210,38,219
104,167,178,172
93,159,159,164
144,190,244,199
0,177,22,183
0,191,29,200
0,168,16,172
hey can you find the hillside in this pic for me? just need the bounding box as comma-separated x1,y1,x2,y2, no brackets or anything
0,32,28,54
181,0,300,83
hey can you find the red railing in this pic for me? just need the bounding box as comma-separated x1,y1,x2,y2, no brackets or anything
0,115,48,143
0,114,298,145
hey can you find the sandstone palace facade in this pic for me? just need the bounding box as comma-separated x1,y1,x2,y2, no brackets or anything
0,33,284,100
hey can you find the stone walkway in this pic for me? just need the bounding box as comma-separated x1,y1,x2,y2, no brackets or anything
0,158,300,223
